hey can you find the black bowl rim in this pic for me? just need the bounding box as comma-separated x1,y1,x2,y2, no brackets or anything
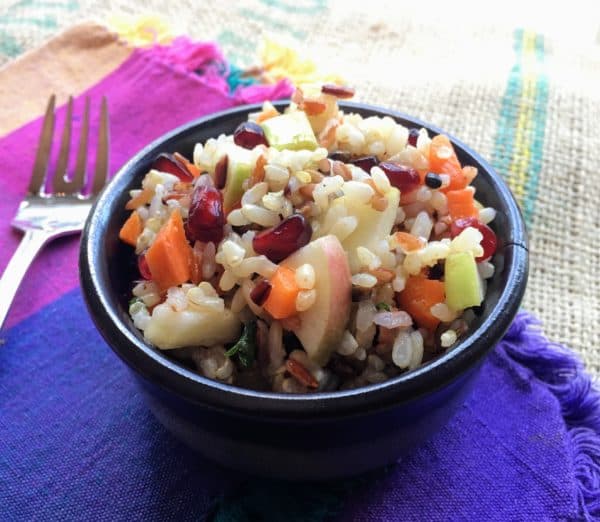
80,101,528,420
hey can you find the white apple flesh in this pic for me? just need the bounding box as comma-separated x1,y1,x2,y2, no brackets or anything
144,305,241,350
328,187,400,273
282,235,352,366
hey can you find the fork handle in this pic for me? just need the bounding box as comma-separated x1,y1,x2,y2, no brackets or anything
0,229,51,330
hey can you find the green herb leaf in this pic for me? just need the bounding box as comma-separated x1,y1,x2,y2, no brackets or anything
375,302,391,311
129,297,141,307
225,321,257,368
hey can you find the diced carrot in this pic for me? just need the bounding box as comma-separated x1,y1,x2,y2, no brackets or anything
393,232,426,253
429,135,468,192
118,211,142,247
263,266,300,319
446,188,478,220
396,275,445,331
145,209,192,291
125,188,153,210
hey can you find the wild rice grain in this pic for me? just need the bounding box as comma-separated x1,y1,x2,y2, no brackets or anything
295,264,316,289
392,330,412,368
430,303,458,322
356,246,381,270
202,242,216,279
296,289,317,312
351,273,378,288
337,330,359,356
409,330,424,369
440,329,458,347
371,166,391,193
241,204,280,227
241,181,269,205
479,207,497,225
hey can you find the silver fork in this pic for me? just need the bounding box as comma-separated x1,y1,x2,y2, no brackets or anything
0,95,110,330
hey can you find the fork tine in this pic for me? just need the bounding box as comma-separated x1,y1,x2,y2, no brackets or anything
91,97,109,196
71,96,90,193
52,96,74,194
28,95,56,195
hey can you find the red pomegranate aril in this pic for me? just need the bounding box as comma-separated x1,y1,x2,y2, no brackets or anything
138,254,152,280
250,279,272,306
233,121,268,149
214,155,228,189
379,162,420,193
151,153,193,181
252,214,312,263
450,217,497,262
186,186,225,243
407,128,420,147
351,155,378,173
321,83,355,99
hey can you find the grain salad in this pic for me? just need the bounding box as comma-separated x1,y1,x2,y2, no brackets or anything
118,84,498,393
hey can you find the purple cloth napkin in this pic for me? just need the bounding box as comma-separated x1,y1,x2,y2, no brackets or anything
1,38,599,522
2,294,599,521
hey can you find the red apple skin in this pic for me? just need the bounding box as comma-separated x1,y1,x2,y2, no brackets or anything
282,235,352,366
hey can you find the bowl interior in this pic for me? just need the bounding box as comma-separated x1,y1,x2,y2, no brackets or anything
81,101,528,418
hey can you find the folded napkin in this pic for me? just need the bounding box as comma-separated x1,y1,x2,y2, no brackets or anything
1,26,599,522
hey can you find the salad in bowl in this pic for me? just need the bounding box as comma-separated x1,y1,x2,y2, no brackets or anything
118,84,498,393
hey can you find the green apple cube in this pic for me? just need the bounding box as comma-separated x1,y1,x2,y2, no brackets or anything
259,111,318,151
444,251,483,312
223,146,253,212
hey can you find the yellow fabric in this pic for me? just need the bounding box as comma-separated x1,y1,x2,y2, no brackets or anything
108,14,174,46
259,37,343,85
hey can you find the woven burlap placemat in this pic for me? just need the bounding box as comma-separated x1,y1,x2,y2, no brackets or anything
1,0,599,373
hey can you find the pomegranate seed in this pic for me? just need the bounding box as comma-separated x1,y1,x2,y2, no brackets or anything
138,254,152,280
321,83,355,99
252,214,312,263
233,121,268,149
286,358,318,389
186,186,225,243
408,128,420,147
151,153,193,181
450,217,497,262
250,279,272,306
214,155,228,189
351,155,378,173
379,162,420,193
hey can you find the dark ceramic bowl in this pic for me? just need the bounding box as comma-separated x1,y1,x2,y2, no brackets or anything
80,102,528,480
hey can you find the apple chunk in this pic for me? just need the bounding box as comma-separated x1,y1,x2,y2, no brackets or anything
281,235,352,366
260,110,318,151
144,305,241,350
444,251,483,312
222,145,253,213
327,187,400,273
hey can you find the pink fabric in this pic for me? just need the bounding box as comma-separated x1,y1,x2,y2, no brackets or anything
0,45,292,329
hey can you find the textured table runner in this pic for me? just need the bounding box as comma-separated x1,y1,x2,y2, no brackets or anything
1,0,598,373
1,14,599,522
